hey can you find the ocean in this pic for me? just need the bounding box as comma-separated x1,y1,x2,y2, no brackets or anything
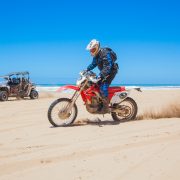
36,84,180,92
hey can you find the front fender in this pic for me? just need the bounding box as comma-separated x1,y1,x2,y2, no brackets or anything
57,85,80,92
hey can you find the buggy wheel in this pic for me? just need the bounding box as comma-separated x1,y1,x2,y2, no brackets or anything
30,90,39,99
111,97,138,121
0,91,8,101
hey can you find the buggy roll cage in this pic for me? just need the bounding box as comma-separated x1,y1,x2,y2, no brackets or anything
6,71,29,77
0,72,30,82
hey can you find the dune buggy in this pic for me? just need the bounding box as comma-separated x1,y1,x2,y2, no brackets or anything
0,71,39,101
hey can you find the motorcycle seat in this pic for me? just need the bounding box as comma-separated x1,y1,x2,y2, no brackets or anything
108,86,126,94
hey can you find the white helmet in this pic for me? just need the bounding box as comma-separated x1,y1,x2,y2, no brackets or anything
86,39,100,57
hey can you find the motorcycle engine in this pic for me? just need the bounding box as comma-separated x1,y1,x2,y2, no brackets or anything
86,96,101,114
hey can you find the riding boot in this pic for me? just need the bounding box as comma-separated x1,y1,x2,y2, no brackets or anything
101,97,110,113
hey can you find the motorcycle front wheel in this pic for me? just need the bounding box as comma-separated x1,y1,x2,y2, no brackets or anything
48,98,78,127
111,97,138,121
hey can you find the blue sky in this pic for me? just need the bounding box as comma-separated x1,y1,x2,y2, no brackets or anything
0,0,180,84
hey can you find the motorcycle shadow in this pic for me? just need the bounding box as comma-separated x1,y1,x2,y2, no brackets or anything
71,119,123,127
50,119,138,128
81,119,121,127
76,118,137,127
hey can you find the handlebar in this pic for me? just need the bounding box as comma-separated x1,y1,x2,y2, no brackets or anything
79,70,111,84
79,70,100,84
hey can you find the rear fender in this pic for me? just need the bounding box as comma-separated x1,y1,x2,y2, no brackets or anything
110,88,142,104
57,85,80,92
110,91,129,104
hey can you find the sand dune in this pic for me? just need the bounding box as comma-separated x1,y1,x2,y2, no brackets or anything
0,89,180,180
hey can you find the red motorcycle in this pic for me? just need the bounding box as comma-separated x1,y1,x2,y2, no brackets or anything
48,71,139,127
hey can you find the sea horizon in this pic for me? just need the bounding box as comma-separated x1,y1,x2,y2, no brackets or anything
36,83,180,92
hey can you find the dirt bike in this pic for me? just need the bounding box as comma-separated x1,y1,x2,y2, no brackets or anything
48,71,140,127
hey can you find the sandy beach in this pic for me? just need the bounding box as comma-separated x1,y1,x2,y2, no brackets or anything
0,89,180,180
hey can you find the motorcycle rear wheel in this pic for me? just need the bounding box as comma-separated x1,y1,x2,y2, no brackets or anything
111,97,137,121
48,98,78,127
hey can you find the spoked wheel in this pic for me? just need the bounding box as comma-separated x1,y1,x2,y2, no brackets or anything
111,97,138,121
48,98,78,127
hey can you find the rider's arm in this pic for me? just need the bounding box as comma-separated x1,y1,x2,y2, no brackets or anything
87,57,97,71
99,52,113,78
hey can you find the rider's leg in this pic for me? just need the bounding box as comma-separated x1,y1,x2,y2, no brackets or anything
100,69,118,98
99,70,118,113
106,68,118,85
100,82,109,97
100,82,110,113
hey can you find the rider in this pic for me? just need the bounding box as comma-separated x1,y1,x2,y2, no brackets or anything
86,39,119,112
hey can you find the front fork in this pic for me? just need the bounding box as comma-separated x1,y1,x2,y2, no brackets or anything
65,81,88,114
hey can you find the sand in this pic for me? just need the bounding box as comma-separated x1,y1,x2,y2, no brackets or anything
0,89,180,180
